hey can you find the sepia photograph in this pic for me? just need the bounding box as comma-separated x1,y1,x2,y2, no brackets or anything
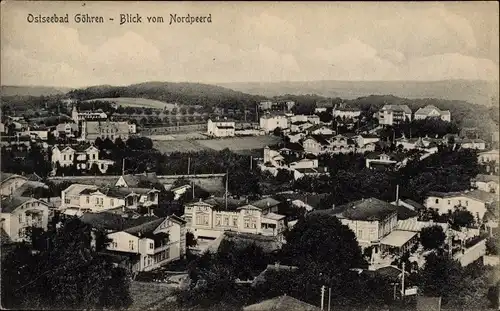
0,1,499,310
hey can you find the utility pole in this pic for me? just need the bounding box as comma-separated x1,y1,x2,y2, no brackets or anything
320,285,326,311
225,170,228,210
122,158,125,175
250,156,253,171
187,157,191,175
328,287,332,311
192,181,195,199
401,262,405,300
395,184,400,206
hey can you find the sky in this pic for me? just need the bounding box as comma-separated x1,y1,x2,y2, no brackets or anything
1,1,499,87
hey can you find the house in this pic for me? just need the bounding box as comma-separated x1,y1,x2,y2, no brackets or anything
81,120,131,141
302,135,330,155
414,105,451,122
378,105,412,125
308,125,334,136
106,215,186,272
289,158,318,170
327,134,356,154
263,146,287,167
0,197,50,242
312,198,399,252
183,197,286,241
0,173,28,197
170,184,192,200
286,132,305,143
114,173,160,188
290,115,320,125
252,263,299,287
290,121,313,133
472,174,499,194
19,127,49,141
293,167,328,180
424,189,499,222
461,138,486,150
128,123,137,134
61,183,160,213
53,123,79,139
51,145,114,173
72,105,107,123
207,119,235,137
333,106,362,119
356,134,380,147
259,114,288,133
243,295,320,311
478,149,499,164
315,100,333,113
365,153,402,169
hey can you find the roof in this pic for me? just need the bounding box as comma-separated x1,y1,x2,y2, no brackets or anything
251,197,281,210
396,219,449,232
243,295,320,311
381,104,411,114
394,204,419,220
0,173,27,184
200,197,247,211
427,189,498,203
474,174,499,183
124,218,165,237
80,212,158,232
415,105,449,115
85,121,129,135
375,265,408,280
308,135,330,146
402,199,425,210
0,197,33,213
462,138,486,144
12,181,49,197
276,193,329,210
283,142,304,152
335,198,398,221
336,106,361,112
380,230,418,248
263,212,286,221
118,174,160,188
211,231,283,253
479,149,499,155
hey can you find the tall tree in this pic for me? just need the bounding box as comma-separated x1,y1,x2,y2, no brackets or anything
420,225,446,250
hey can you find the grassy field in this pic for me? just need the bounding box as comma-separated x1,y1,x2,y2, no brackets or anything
153,136,281,154
128,281,177,310
86,97,176,110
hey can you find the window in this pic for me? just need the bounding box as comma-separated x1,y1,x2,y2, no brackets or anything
149,242,154,249
251,221,257,229
216,216,221,226
110,199,114,207
129,240,134,250
244,220,250,228
65,198,70,204
18,214,23,223
448,200,451,205
357,230,363,238
86,197,89,204
233,217,238,227
92,154,96,160
466,200,468,206
458,200,462,206
63,155,66,161
143,256,147,267
435,199,439,204
224,217,229,226
100,198,103,205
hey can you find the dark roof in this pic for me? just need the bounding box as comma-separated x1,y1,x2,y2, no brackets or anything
359,134,379,139
0,197,33,213
402,199,425,211
396,204,419,220
309,135,330,146
375,266,408,281
0,172,26,183
221,231,283,253
336,198,398,221
120,174,160,187
216,125,235,129
202,197,247,211
283,142,304,152
80,212,158,232
251,197,281,210
336,106,361,112
243,295,320,311
124,218,165,237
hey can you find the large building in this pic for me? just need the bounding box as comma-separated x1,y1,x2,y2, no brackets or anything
260,115,288,133
414,105,451,122
81,120,131,142
333,106,362,119
72,106,108,123
0,173,28,197
425,189,499,222
183,197,285,241
0,197,50,242
51,145,115,174
378,105,412,125
61,183,160,214
207,119,235,137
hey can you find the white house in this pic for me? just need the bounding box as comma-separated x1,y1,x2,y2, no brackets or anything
365,153,400,169
309,125,334,136
290,115,320,125
1,173,28,197
51,145,114,173
0,197,50,242
478,149,499,164
53,123,79,138
425,189,499,222
378,105,412,126
183,197,286,241
472,174,499,194
461,139,486,150
333,106,362,119
260,115,288,133
106,215,186,272
289,158,318,170
61,183,160,213
207,119,235,137
414,105,451,122
356,134,380,147
72,106,108,123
